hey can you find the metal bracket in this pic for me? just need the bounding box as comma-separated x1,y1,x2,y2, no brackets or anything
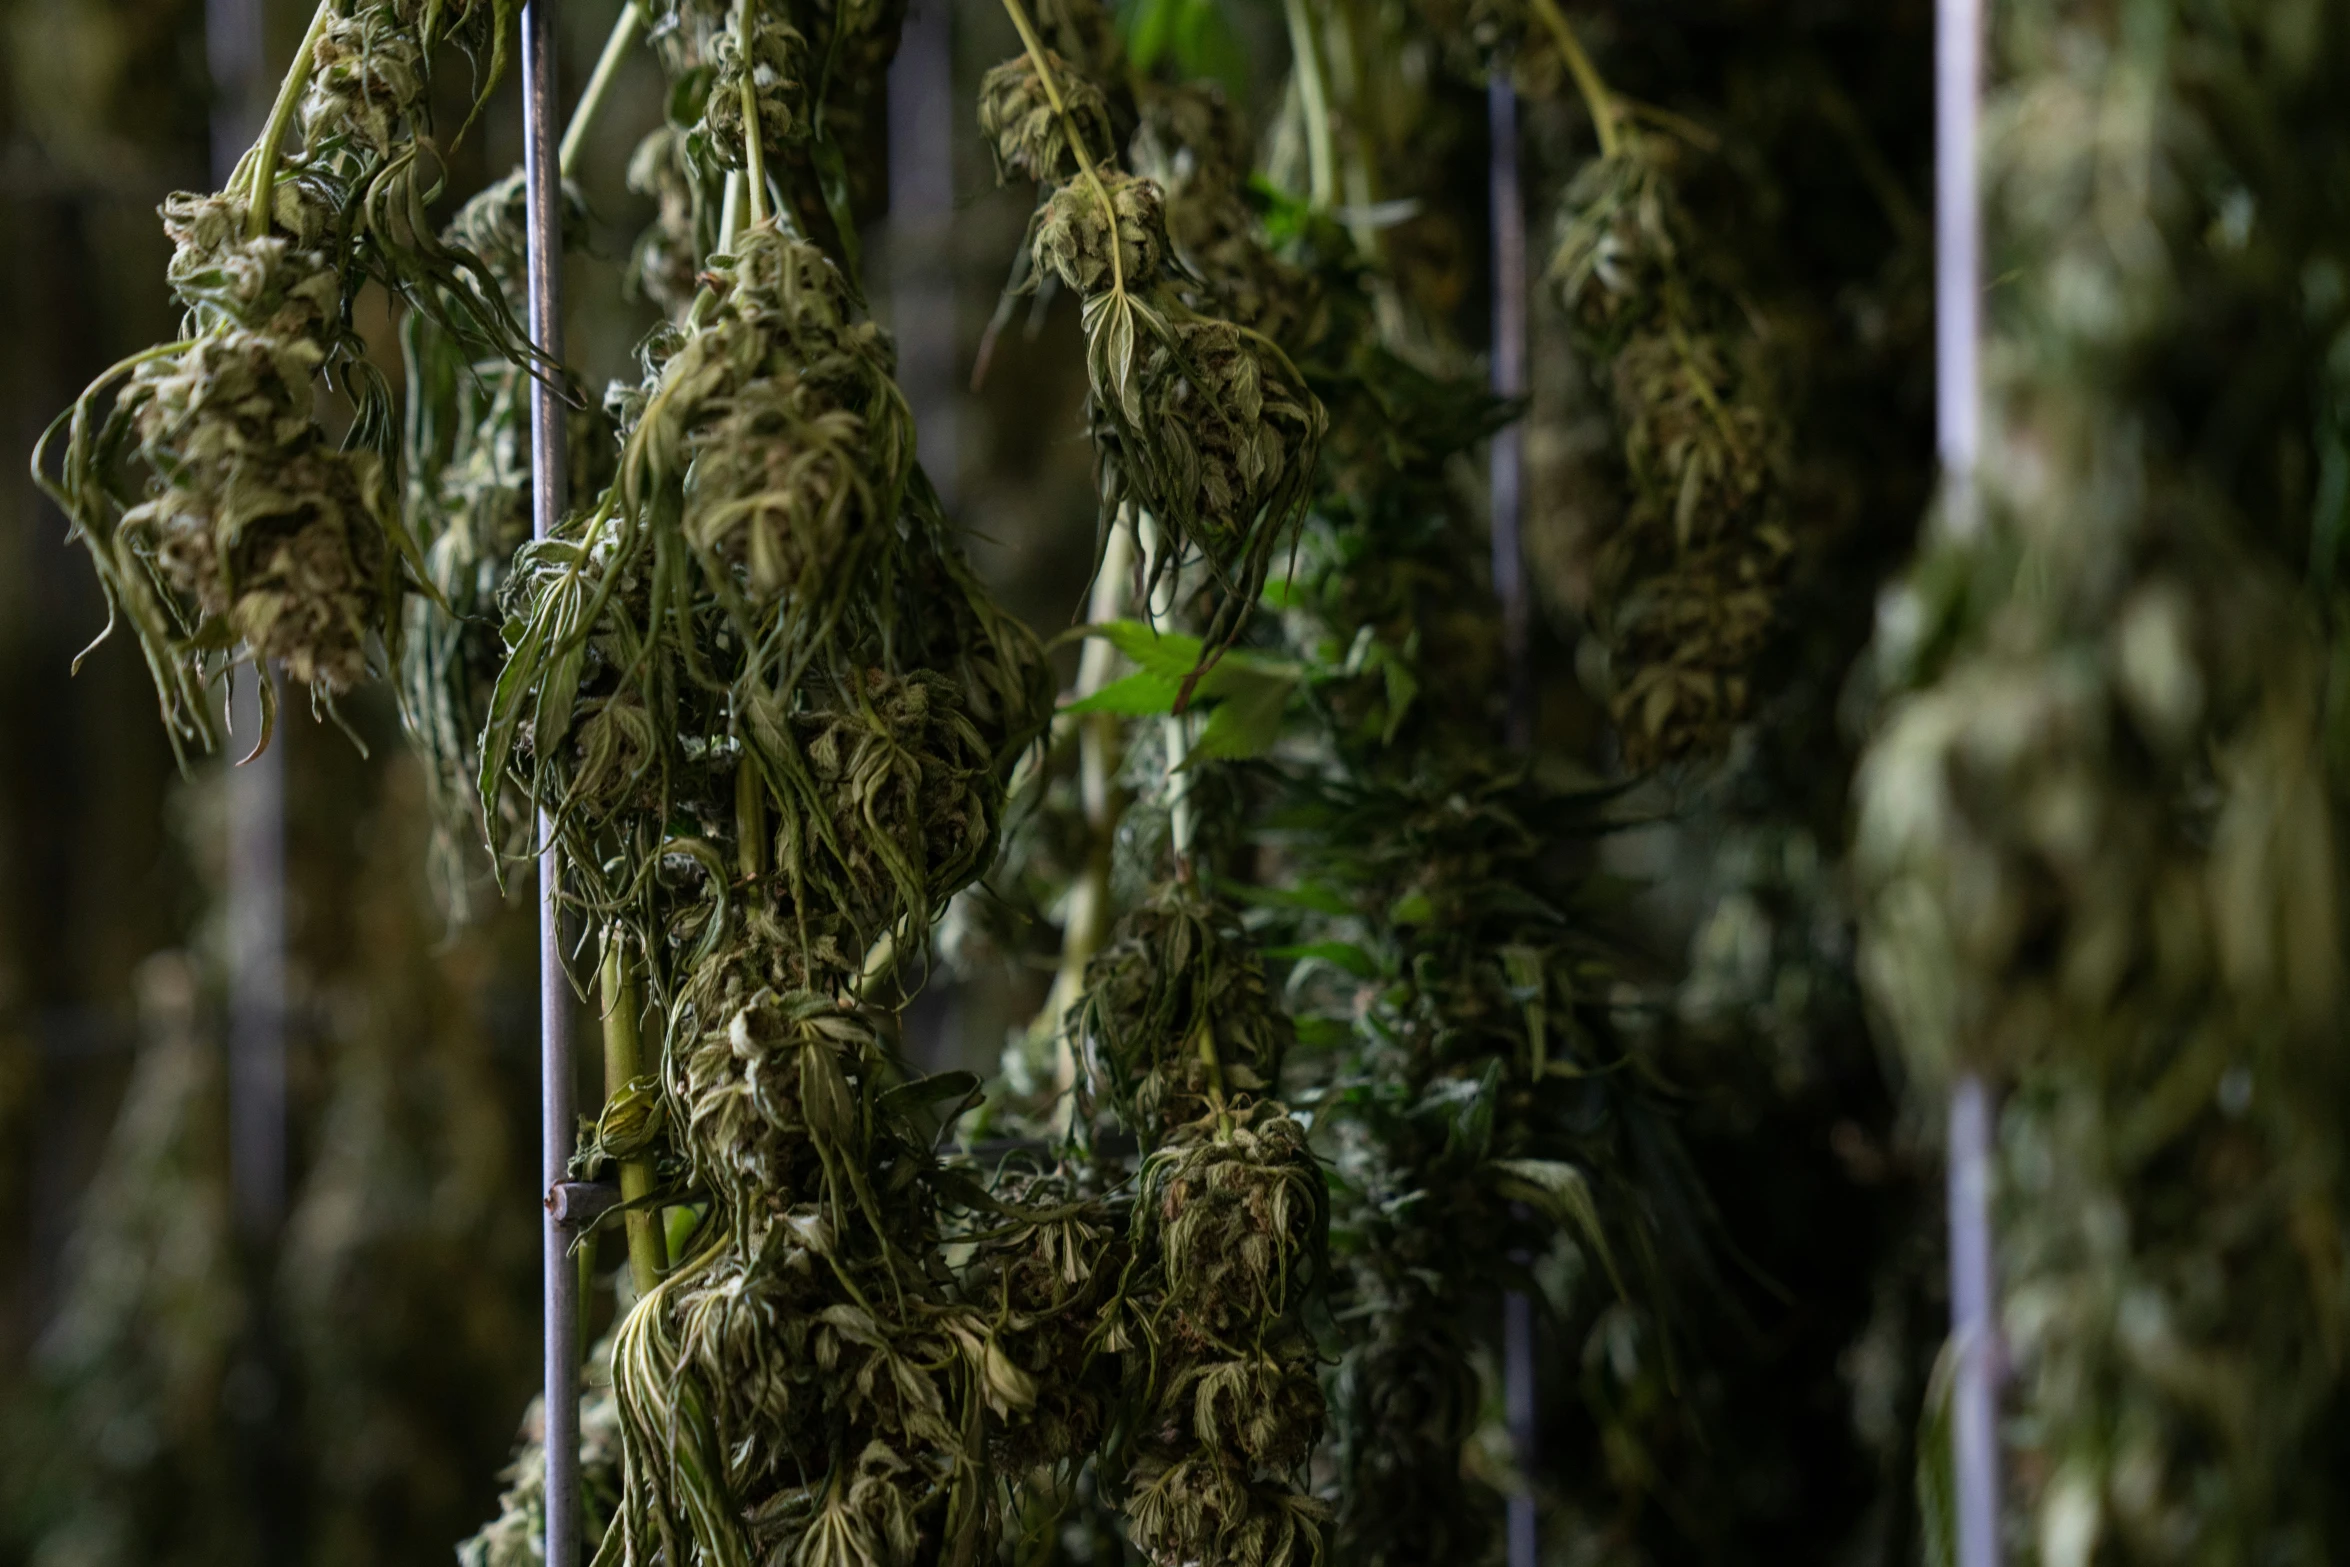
547,1180,623,1227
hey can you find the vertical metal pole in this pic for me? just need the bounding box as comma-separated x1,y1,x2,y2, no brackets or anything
1937,0,1982,535
1490,71,1539,1567
522,5,580,1565
888,0,960,506
211,0,287,1246
1949,1076,2000,1567
1501,1285,1538,1567
1489,74,1532,755
1938,0,1998,1563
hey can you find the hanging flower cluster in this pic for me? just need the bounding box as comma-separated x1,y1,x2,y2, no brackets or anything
465,3,1075,1560
979,33,1327,677
1547,117,1795,769
1067,888,1328,1567
37,0,538,761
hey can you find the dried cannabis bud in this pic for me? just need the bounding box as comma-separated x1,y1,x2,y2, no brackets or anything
1550,122,1795,769
1123,1107,1330,1567
1075,885,1290,1144
980,29,1327,680
980,50,1117,185
37,0,537,758
700,8,814,169
1034,171,1169,297
1069,890,1328,1567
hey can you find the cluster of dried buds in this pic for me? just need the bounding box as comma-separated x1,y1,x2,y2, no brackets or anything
466,2,1066,1559
1549,117,1793,769
1072,887,1330,1567
979,37,1326,668
39,0,540,760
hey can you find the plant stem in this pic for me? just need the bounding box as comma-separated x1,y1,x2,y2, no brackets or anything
245,0,337,240
1138,513,1197,871
720,171,747,252
737,0,772,226
1527,0,1621,160
560,0,645,180
599,938,665,1301
1163,711,1196,869
996,0,1126,297
1036,516,1136,1129
1193,1017,1230,1137
858,924,903,994
1279,0,1336,209
735,755,768,880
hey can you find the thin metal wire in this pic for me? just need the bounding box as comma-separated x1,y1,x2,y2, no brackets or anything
1490,70,1539,1567
1937,0,2000,1560
521,3,580,1563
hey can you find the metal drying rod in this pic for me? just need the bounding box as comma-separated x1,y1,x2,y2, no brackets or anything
519,3,581,1560
1937,0,2002,1560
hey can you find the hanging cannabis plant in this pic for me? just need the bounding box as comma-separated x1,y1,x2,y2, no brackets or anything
34,0,540,762
979,17,1326,678
461,3,1121,1562
401,169,614,913
1545,65,1795,769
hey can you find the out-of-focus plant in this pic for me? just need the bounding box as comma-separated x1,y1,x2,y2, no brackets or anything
1855,3,2350,1562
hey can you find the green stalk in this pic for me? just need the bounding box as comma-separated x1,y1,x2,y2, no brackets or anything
735,756,768,880
1528,0,1621,159
1279,0,1336,209
1193,1016,1230,1137
997,0,1127,298
560,0,646,180
599,939,665,1301
1138,513,1197,872
246,0,338,240
736,0,772,226
1033,517,1136,1128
